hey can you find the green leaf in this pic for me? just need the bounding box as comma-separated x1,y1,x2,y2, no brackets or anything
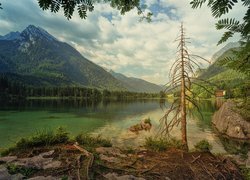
217,31,234,45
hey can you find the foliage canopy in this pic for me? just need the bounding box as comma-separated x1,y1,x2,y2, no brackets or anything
190,0,249,44
191,0,250,75
37,0,152,21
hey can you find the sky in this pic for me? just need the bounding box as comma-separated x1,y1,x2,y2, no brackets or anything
0,0,245,84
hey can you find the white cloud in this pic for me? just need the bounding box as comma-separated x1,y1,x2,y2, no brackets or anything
0,0,245,84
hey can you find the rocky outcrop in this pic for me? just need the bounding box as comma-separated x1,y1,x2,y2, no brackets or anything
212,100,250,140
129,118,152,133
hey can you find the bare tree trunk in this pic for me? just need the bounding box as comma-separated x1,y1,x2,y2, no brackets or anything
160,23,210,151
180,23,188,151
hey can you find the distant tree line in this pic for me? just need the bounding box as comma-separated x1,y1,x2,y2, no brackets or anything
0,76,159,100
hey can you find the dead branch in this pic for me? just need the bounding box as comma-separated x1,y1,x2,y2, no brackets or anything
191,154,201,163
73,144,94,180
140,164,157,174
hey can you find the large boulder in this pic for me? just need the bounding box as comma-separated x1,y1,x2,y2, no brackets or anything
212,100,250,140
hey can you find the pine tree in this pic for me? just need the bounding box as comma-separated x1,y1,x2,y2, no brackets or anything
160,23,211,151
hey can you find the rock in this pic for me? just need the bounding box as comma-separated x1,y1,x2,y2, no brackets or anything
28,176,59,180
39,150,55,157
42,160,62,169
14,150,61,169
0,156,17,163
11,173,25,180
129,118,152,133
104,173,145,180
0,166,11,180
96,147,126,158
99,154,120,163
212,100,250,139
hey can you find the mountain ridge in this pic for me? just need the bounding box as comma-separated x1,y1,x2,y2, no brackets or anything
0,25,162,93
108,70,163,93
0,25,125,90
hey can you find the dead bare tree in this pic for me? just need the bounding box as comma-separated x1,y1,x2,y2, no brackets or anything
159,23,211,151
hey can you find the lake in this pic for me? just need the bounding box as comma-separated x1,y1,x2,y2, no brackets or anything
0,98,228,153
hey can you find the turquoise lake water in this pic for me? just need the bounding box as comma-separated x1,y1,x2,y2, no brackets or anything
0,99,228,153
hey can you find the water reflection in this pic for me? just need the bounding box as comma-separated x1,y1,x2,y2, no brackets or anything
0,98,246,155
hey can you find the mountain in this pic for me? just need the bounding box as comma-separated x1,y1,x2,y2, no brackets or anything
210,42,239,63
0,25,125,90
200,43,240,80
109,70,163,93
196,43,248,98
0,31,21,41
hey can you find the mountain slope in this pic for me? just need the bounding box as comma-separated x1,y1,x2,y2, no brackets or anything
109,70,163,93
0,25,125,90
195,43,248,98
210,42,239,63
200,46,239,80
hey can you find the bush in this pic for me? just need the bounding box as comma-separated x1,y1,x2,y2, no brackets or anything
194,140,212,152
144,137,182,152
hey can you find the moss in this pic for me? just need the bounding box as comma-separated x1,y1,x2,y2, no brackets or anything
194,140,212,152
144,137,182,152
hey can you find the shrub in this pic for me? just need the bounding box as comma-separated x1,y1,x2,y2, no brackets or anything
194,140,212,152
144,137,182,152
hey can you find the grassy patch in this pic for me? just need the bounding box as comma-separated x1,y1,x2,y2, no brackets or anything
75,134,112,151
144,137,182,152
7,164,38,177
123,146,136,154
240,166,250,180
194,140,212,152
1,127,69,156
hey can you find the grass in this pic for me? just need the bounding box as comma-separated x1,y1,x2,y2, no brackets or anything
75,134,112,151
144,137,182,152
1,127,113,156
240,166,250,180
7,164,38,177
1,127,70,156
194,140,212,152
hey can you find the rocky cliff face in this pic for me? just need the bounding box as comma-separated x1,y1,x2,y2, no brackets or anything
212,100,250,140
